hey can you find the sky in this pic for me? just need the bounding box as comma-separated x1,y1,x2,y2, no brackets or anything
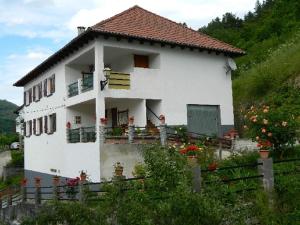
0,0,260,105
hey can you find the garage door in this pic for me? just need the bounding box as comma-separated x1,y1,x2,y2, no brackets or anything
187,105,221,137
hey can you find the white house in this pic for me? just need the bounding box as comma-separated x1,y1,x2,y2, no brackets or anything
14,6,244,184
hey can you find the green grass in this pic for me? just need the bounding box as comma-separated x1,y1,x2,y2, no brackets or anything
233,31,300,105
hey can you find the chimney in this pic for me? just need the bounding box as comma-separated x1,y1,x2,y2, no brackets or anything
77,26,86,35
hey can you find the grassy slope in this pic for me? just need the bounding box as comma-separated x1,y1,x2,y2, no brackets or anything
0,99,18,134
233,31,300,105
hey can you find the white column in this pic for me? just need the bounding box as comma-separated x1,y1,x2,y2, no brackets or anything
95,40,105,181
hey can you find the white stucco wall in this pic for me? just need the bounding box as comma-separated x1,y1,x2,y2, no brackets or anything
22,35,235,182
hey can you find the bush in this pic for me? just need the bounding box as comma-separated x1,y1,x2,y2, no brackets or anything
8,151,24,167
243,104,299,155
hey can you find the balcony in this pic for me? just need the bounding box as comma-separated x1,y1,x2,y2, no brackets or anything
67,126,96,143
67,73,94,98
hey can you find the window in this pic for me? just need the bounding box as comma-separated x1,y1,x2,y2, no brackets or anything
35,117,43,135
43,74,55,97
134,55,149,68
25,120,32,137
49,74,55,95
75,116,81,124
28,89,32,104
33,86,36,102
48,113,56,134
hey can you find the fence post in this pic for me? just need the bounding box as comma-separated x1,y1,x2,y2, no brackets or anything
21,178,27,203
128,116,135,144
53,176,60,201
0,193,2,220
192,166,202,193
79,172,87,203
8,187,13,221
258,157,274,207
99,118,107,146
218,141,223,160
34,177,41,207
159,115,167,146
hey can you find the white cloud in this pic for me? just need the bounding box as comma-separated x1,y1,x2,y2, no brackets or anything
0,49,52,105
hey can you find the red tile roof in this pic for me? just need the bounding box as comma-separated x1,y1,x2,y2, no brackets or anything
14,5,244,87
91,5,244,55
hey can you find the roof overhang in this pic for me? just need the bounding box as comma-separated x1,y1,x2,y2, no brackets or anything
14,28,245,87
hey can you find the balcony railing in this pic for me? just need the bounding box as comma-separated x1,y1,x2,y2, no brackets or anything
108,71,130,90
67,126,96,143
67,128,80,143
81,73,93,92
67,73,94,98
81,126,96,142
68,82,79,98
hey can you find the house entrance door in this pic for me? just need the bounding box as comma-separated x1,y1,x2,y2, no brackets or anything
187,105,221,137
111,108,118,127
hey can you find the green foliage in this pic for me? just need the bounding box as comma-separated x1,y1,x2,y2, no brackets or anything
243,105,299,153
233,32,300,104
0,99,18,134
8,150,24,166
112,127,123,136
21,146,300,225
200,0,300,78
0,133,18,149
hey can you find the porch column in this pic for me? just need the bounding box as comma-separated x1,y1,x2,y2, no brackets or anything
94,40,105,143
95,40,105,182
133,99,147,127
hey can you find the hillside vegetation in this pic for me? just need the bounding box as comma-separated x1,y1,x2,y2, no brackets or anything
0,99,18,134
200,0,300,76
200,0,300,132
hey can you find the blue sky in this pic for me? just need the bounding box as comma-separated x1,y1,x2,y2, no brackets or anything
0,0,260,105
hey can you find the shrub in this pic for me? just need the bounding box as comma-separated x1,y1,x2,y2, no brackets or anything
243,104,298,155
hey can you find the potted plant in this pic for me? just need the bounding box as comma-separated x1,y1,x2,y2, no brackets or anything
114,162,124,177
257,140,272,159
179,144,199,167
80,171,87,181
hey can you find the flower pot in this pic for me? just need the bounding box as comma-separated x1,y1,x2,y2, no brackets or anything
259,150,269,159
187,156,198,167
80,172,87,181
115,168,124,176
208,162,218,171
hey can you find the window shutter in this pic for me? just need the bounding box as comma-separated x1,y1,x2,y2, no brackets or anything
33,119,36,135
29,120,32,136
24,122,27,137
44,116,48,133
44,79,48,97
52,113,56,132
29,89,32,104
51,75,55,93
40,117,43,134
134,55,149,68
33,86,36,101
39,82,42,99
24,92,26,105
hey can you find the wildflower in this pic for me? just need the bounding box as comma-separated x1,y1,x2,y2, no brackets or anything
263,119,268,125
256,136,260,140
263,108,269,113
268,132,272,137
282,121,288,127
243,125,248,129
261,128,267,133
